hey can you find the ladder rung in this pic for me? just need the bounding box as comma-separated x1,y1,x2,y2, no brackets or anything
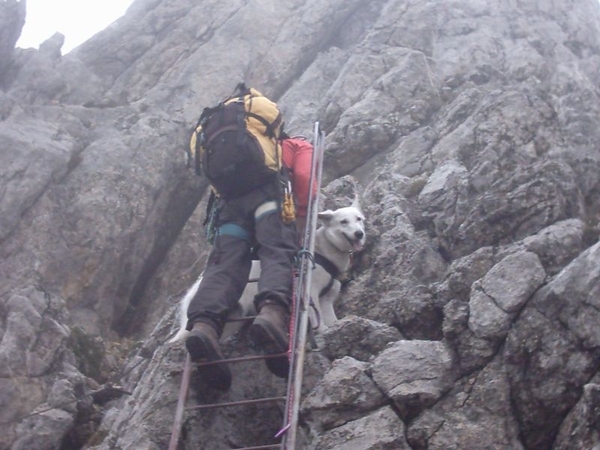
196,352,288,367
186,396,286,411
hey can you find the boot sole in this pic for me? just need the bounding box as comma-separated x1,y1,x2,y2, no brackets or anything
186,333,232,391
249,319,289,379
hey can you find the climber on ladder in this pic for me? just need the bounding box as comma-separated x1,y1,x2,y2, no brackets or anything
181,85,317,390
169,118,324,450
172,83,322,446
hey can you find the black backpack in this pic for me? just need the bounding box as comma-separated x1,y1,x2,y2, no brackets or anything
188,84,284,199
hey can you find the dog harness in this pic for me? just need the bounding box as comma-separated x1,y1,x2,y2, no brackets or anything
314,252,342,296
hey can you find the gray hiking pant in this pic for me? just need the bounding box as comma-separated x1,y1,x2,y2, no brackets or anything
186,181,298,335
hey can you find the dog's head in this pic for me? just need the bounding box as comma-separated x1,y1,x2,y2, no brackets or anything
318,195,366,253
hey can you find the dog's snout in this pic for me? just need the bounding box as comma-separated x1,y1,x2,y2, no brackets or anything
355,230,364,240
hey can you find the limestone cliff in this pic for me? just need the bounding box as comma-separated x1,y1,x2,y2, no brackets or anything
1,0,599,449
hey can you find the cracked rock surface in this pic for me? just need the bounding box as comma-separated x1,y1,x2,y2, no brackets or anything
1,0,600,448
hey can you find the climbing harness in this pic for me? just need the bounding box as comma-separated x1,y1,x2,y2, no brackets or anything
168,122,326,450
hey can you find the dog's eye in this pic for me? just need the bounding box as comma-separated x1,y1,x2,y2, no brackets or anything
356,217,362,222
340,219,349,224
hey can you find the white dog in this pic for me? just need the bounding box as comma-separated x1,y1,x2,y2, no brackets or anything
169,197,366,343
309,195,365,332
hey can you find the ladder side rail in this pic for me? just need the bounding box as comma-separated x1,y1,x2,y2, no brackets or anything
168,354,193,450
281,122,326,449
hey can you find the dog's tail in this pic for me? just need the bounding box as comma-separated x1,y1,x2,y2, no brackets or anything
168,276,202,343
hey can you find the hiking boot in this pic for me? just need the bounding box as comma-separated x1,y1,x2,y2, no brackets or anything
249,301,290,378
185,322,232,391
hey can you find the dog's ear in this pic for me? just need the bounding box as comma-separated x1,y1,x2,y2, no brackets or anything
351,194,362,213
318,210,335,223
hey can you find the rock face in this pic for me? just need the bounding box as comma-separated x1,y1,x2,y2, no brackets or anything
1,0,600,449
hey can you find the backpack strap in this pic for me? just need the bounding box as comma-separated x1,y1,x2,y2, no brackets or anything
202,124,241,147
234,82,251,97
246,110,283,139
219,82,251,104
234,82,283,139
196,104,220,127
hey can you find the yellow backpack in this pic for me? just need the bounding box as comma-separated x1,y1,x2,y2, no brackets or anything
188,84,284,199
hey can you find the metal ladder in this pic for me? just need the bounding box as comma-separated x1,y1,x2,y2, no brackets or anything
168,122,326,450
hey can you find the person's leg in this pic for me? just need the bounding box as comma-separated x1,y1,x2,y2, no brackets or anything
186,226,252,391
186,230,253,333
249,205,298,378
253,206,298,307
